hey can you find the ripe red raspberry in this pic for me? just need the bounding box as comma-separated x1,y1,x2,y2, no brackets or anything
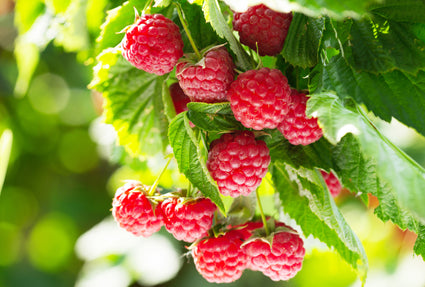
192,229,247,283
176,47,235,103
228,68,291,130
160,197,217,242
169,82,190,114
112,181,163,237
206,131,270,197
121,13,183,75
278,89,323,145
233,4,293,56
320,170,342,197
242,226,305,281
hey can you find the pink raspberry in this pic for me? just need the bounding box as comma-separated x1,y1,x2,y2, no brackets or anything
112,181,163,237
278,89,323,145
176,47,235,103
121,13,183,75
320,170,342,197
233,4,293,56
206,131,271,197
242,224,305,281
169,82,190,114
160,197,217,242
192,229,247,283
227,68,291,130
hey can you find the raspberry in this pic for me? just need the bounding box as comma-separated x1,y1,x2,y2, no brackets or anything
320,170,342,197
169,82,190,114
242,224,305,281
192,229,247,283
112,181,163,237
227,68,291,130
233,4,293,56
121,13,183,75
278,89,323,145
160,197,217,242
176,47,235,103
206,131,271,197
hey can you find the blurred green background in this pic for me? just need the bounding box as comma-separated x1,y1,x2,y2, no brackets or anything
1,1,425,287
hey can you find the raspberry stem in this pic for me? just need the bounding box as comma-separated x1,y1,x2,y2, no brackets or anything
255,188,270,236
174,2,201,60
148,154,173,196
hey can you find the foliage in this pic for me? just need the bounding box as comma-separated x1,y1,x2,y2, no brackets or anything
8,0,425,285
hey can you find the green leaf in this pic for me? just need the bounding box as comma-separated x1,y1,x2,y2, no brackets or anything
307,92,425,224
311,53,425,136
187,102,243,132
281,13,325,68
176,0,223,52
53,0,90,52
96,0,148,54
202,0,254,71
14,0,45,33
369,0,425,23
0,130,13,195
89,48,167,156
348,17,425,74
168,112,225,212
223,0,380,20
272,163,368,281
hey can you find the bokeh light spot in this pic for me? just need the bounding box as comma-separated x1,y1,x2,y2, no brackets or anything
26,213,77,272
27,73,70,115
0,223,21,266
58,129,99,173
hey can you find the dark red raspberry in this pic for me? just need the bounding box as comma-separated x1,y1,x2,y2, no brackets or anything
112,181,163,237
176,47,235,103
233,4,293,56
228,68,291,130
192,229,247,283
278,89,323,145
320,170,342,197
160,197,217,242
121,13,183,75
169,82,190,114
242,225,305,281
206,131,270,197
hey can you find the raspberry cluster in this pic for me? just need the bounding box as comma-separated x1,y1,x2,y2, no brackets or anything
206,131,271,197
233,4,293,56
112,181,164,237
121,13,183,75
227,68,292,130
160,197,217,242
112,182,217,243
277,89,323,145
192,220,305,283
176,47,235,103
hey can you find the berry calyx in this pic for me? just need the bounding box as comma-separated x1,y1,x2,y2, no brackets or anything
206,131,271,197
169,82,190,115
112,181,163,237
278,89,323,145
176,47,235,103
232,4,293,56
192,229,247,283
241,221,305,281
228,68,291,130
320,170,342,197
121,13,184,75
160,196,217,242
